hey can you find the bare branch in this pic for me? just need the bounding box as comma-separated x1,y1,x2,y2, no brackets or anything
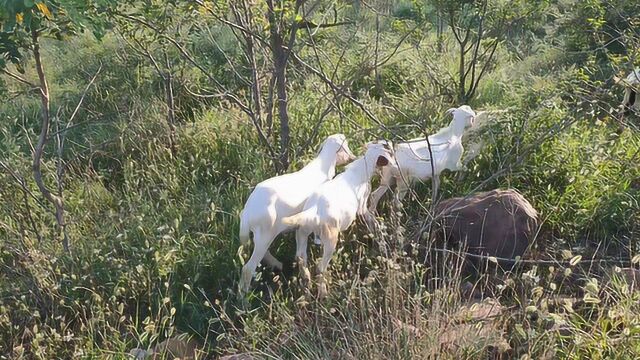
31,29,70,252
2,69,39,90
291,52,388,130
64,65,103,142
297,20,355,30
375,24,420,68
467,39,499,99
115,12,256,117
190,0,272,49
0,160,47,209
133,37,166,80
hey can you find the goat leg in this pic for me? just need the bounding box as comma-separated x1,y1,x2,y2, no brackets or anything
295,230,312,287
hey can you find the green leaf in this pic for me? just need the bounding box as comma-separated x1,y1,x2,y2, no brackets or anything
23,10,33,27
3,15,16,32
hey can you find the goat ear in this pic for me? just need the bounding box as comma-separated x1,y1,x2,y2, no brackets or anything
445,108,456,116
376,155,389,167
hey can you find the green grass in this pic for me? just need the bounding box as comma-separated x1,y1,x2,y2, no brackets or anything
1,4,640,359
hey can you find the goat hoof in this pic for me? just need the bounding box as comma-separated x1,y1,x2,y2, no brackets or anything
299,268,311,287
316,275,328,299
317,283,328,299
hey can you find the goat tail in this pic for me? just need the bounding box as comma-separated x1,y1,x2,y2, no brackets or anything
239,212,251,246
282,208,317,228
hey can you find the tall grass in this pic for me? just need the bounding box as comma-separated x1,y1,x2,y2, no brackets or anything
1,11,640,359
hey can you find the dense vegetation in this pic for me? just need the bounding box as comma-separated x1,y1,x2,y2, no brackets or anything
1,0,639,358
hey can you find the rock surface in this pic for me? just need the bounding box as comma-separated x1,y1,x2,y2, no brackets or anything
434,189,539,272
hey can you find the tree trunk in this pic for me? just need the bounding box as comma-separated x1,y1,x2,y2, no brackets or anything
267,0,291,173
274,55,290,172
436,11,444,53
31,29,69,252
458,40,466,103
247,35,263,127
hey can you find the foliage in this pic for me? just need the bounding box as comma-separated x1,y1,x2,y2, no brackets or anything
1,0,640,359
0,0,114,69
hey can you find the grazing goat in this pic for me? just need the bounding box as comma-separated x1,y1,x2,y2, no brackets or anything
369,105,476,213
621,69,640,116
282,142,394,298
238,134,356,295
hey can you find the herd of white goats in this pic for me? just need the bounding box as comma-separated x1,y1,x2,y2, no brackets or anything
237,69,640,298
237,105,478,298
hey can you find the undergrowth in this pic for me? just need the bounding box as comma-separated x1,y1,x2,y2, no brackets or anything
1,2,640,358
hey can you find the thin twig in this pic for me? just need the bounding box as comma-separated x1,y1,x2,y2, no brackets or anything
1,69,37,88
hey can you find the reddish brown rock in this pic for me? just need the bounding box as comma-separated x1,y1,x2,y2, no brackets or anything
434,189,539,273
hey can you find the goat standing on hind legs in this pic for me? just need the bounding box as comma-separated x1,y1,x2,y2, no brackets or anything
368,105,476,214
237,134,356,296
282,142,394,299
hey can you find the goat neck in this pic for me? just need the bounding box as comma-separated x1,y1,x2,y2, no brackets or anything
301,146,339,179
448,114,468,138
339,155,379,185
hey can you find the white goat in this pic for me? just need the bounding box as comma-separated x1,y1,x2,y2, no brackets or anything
368,105,476,213
281,142,394,298
238,134,356,295
620,69,640,116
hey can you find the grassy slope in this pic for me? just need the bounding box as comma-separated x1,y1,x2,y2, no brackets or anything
1,10,640,360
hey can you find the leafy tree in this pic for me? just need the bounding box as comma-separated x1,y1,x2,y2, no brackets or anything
558,0,640,66
0,0,112,251
430,0,549,103
190,0,354,172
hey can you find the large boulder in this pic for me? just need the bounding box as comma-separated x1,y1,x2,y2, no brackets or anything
433,189,538,273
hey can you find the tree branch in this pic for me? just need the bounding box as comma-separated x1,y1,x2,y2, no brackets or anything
296,20,355,30
2,69,37,88
190,0,272,49
30,29,69,252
